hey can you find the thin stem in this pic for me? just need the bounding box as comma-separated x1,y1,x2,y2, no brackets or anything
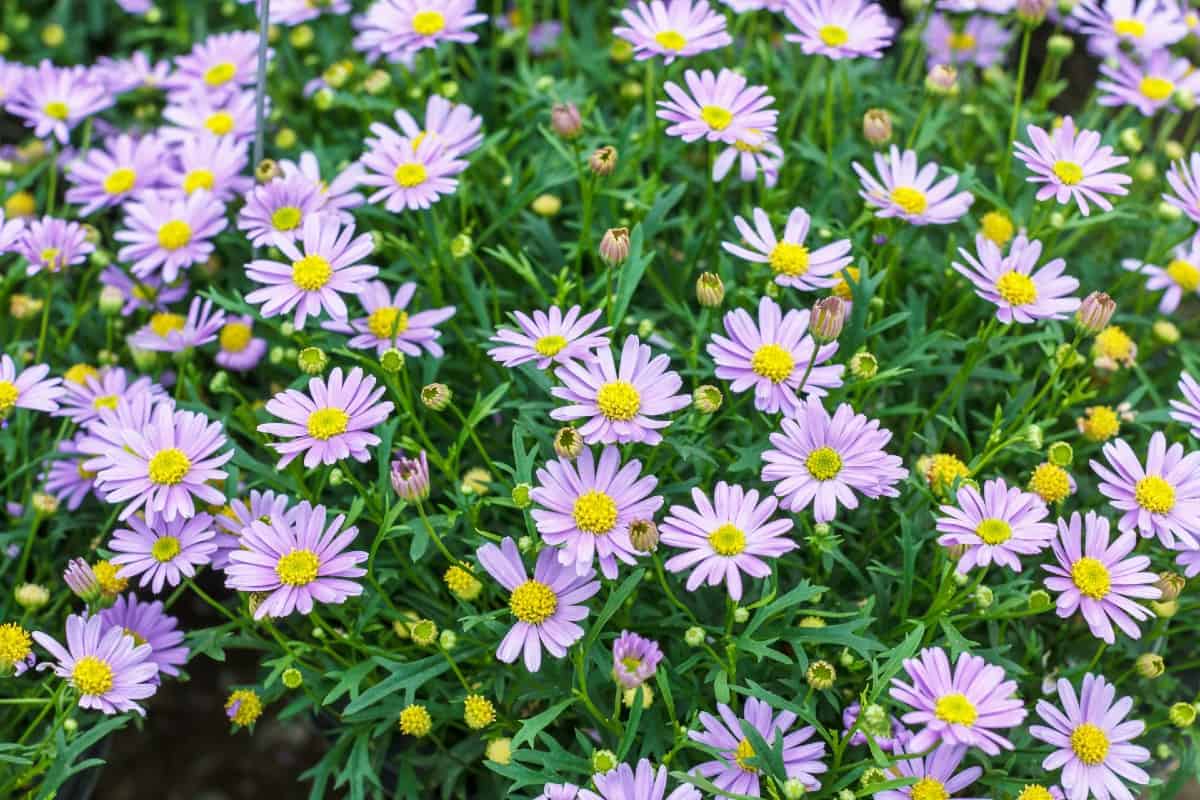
1003,26,1034,192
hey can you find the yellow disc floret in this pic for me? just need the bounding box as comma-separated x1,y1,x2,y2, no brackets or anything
910,777,950,800
204,62,237,87
891,186,928,215
700,105,733,131
183,169,215,194
1135,475,1175,514
654,30,687,50
292,254,333,290
0,381,17,415
205,112,235,136
596,380,641,421
734,737,758,772
1167,259,1200,291
708,523,746,556
271,205,302,232
225,688,263,726
463,694,496,730
534,334,568,357
151,535,181,563
306,407,349,440
934,693,978,726
148,448,191,485
393,163,427,187
219,322,253,353
367,307,408,339
412,10,446,35
64,364,99,385
1053,160,1084,185
0,623,32,668
806,446,843,481
1029,463,1071,503
1071,557,1111,599
981,211,1015,246
1140,76,1175,102
509,580,557,624
819,24,850,46
996,271,1038,306
572,490,618,535
104,168,137,195
1070,722,1110,765
72,655,114,695
275,549,320,586
1079,405,1121,442
768,242,810,277
157,220,192,251
751,344,795,383
975,518,1012,545
399,704,433,736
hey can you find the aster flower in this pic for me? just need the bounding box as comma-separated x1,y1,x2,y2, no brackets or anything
360,132,468,212
581,760,701,800
225,501,368,619
872,742,984,800
382,94,484,159
852,146,974,225
100,594,188,679
128,296,227,353
1030,673,1150,800
0,210,24,253
1090,431,1200,549
352,0,488,59
164,134,253,202
214,314,268,371
390,451,431,502
660,481,796,601
842,702,910,753
707,295,843,415
890,647,1027,755
658,68,777,145
613,0,733,64
165,31,263,101
952,234,1080,323
783,0,894,60
1013,116,1131,216
720,0,788,10
237,173,325,248
33,613,157,715
937,0,1015,10
1121,235,1200,313
17,216,95,276
714,132,784,187
924,13,1011,67
611,631,663,689
722,208,853,292
279,151,365,222
95,404,232,524
1042,511,1162,643
115,190,228,282
91,51,171,93
99,266,189,314
1072,0,1186,56
65,133,167,215
761,397,908,522
1098,50,1200,117
258,367,394,469
0,354,64,419
550,334,691,446
488,306,610,369
240,0,352,25
7,61,113,144
537,785,582,800
245,215,379,329
161,90,261,144
936,477,1056,573
1164,153,1200,224
55,366,161,426
109,513,218,594
531,446,663,579
1170,372,1200,439
213,489,294,570
689,697,827,796
77,391,174,475
42,436,99,511
475,536,601,672
323,280,456,356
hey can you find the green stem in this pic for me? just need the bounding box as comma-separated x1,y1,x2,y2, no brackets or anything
1003,26,1034,192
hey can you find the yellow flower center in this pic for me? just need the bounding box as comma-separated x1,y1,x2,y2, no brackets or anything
1167,259,1200,291
149,312,185,338
0,624,32,666
833,267,860,299
123,628,147,646
805,446,843,481
64,364,99,385
1140,76,1175,102
934,692,978,725
151,535,181,563
947,31,976,50
41,248,63,270
276,549,320,586
306,407,349,440
910,778,950,800
891,186,928,215
157,220,192,251
708,523,746,556
654,30,688,50
981,211,1015,246
393,162,428,187
367,307,409,339
1053,160,1084,185
412,10,446,35
225,689,263,725
1071,556,1111,599
819,24,849,46
78,460,98,479
271,205,302,232
219,322,253,353
1018,786,1055,800
535,334,569,356
1070,723,1110,765
292,254,333,290
71,655,114,696
996,271,1039,306
204,61,237,87
1095,326,1133,361
509,580,558,623
596,380,641,421
1029,463,1071,503
976,517,1013,545
1135,475,1176,514
734,129,765,153
572,490,618,535
205,111,235,136
132,283,158,302
620,656,642,672
1113,17,1146,37
148,448,191,485
700,105,733,131
768,241,810,276
734,737,757,772
104,167,137,195
183,168,215,195
43,101,70,120
93,561,127,595
751,343,795,383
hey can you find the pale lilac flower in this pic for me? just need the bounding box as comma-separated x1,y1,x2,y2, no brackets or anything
536,784,582,800
65,133,168,215
99,266,189,314
721,0,788,10
613,0,733,64
952,234,1080,323
279,151,365,222
91,52,171,93
214,315,268,372
100,594,189,678
852,146,974,225
18,216,95,276
242,0,352,24
360,133,468,212
658,68,777,145
1072,0,1186,56
382,94,484,159
475,536,600,672
1170,372,1200,439
488,306,611,369
213,489,295,570
322,280,455,356
55,366,161,426
164,134,253,201
1013,116,1131,216
7,61,113,144
1043,511,1162,643
109,513,219,594
42,436,99,511
77,392,174,475
352,0,488,60
33,613,157,715
0,210,24,253
237,173,325,247
784,0,895,60
0,58,29,107
582,760,701,800
936,477,1055,573
872,742,984,800
1121,236,1200,313
937,0,1015,10
1098,50,1200,117
1164,153,1200,224
390,451,430,502
722,207,852,292
714,133,784,187
115,190,228,282
611,631,663,689
161,90,261,144
129,296,226,353
165,31,264,102
0,354,64,418
924,13,1012,67
1090,431,1200,549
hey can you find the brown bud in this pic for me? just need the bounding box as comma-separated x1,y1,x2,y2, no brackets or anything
550,103,582,139
1076,291,1116,335
589,145,618,176
1155,571,1185,602
810,296,847,343
863,109,892,146
599,227,631,266
628,519,659,552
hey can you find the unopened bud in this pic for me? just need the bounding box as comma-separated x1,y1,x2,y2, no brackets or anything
783,778,808,799
925,64,958,96
1170,702,1197,728
973,585,994,609
511,483,532,509
421,383,452,411
1047,33,1074,57
439,629,457,650
531,194,561,217
733,607,749,624
684,626,705,647
554,427,583,459
589,145,618,176
14,583,49,611
1028,588,1052,611
1153,319,1180,345
1135,653,1164,679
1176,88,1196,111
1118,128,1143,154
256,159,282,183
1153,599,1179,618
297,346,327,375
849,351,878,379
863,109,892,146
696,272,725,307
1016,0,1051,23
1155,572,1185,602
1164,140,1185,161
805,660,836,690
693,384,722,414
599,227,630,266
98,285,124,315
629,519,659,552
1075,292,1115,335
450,233,473,259
282,667,303,688
810,297,846,343
551,103,583,138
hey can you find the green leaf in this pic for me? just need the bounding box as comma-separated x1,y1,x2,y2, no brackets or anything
511,698,575,750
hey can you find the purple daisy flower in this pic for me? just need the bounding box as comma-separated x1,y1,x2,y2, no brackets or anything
689,697,828,796
352,0,487,58
42,436,99,511
161,90,261,145
99,266,189,314
1098,50,1200,117
164,133,253,201
241,0,352,25
761,397,908,522
872,743,984,800
390,451,430,502
8,60,113,145
936,477,1056,573
722,207,853,292
488,306,610,369
95,403,232,524
33,613,157,715
658,68,777,145
784,0,895,60
611,631,663,689
360,132,468,212
613,0,733,64
1090,431,1200,549
115,190,227,282
109,512,219,594
842,702,910,753
225,501,368,619
213,489,295,570
55,366,161,426
660,481,796,602
1121,235,1200,313
581,760,701,800
713,133,784,187
100,594,189,679
476,536,600,672
0,210,25,253
536,784,582,800
1042,511,1161,643
17,216,95,276
165,31,263,102
245,215,379,329
852,146,974,225
322,280,456,357
549,334,691,446
1170,372,1200,439
707,295,843,415
91,52,171,93
128,296,227,353
214,314,268,372
937,0,1015,10
1013,116,1131,216
890,646,1027,755
952,233,1080,323
237,173,324,248
530,446,663,579
1164,153,1200,224
721,0,788,10
1072,0,1186,56
280,151,365,222
0,354,64,419
924,13,1012,67
384,94,484,159
1030,673,1150,800
258,366,394,469
77,392,174,475
65,133,167,216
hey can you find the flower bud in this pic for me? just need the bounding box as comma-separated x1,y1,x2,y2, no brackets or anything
1047,441,1073,467
313,88,334,111
591,749,618,774
380,348,406,372
1152,599,1178,618
810,297,846,343
684,626,705,647
1134,158,1155,182
274,128,297,149
14,583,49,611
1028,588,1052,611
450,233,473,259
696,272,725,307
806,660,836,690
622,684,654,709
1153,319,1180,345
1118,127,1143,154
486,737,512,764
41,23,65,47
693,384,722,414
849,351,878,380
282,667,303,688
1155,571,1185,602
1176,88,1196,111
1075,292,1115,335
421,383,452,411
1047,33,1074,57
511,483,532,509
1164,140,1185,161
554,426,584,459
438,629,457,651
637,318,654,338
599,227,630,266
531,194,561,217
410,618,438,646
297,346,327,375
1016,0,1051,23
1157,201,1184,222
629,519,659,552
1023,424,1044,450
98,285,124,315
589,145,618,176
732,606,749,624
862,108,892,146
1135,653,1164,679
363,69,391,94
783,778,808,799
391,451,430,502
839,648,855,667
1170,702,1197,728
551,103,583,138
861,767,888,788
63,718,78,733
461,467,492,495
256,159,282,183
925,64,958,96
973,585,994,609
31,492,58,515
